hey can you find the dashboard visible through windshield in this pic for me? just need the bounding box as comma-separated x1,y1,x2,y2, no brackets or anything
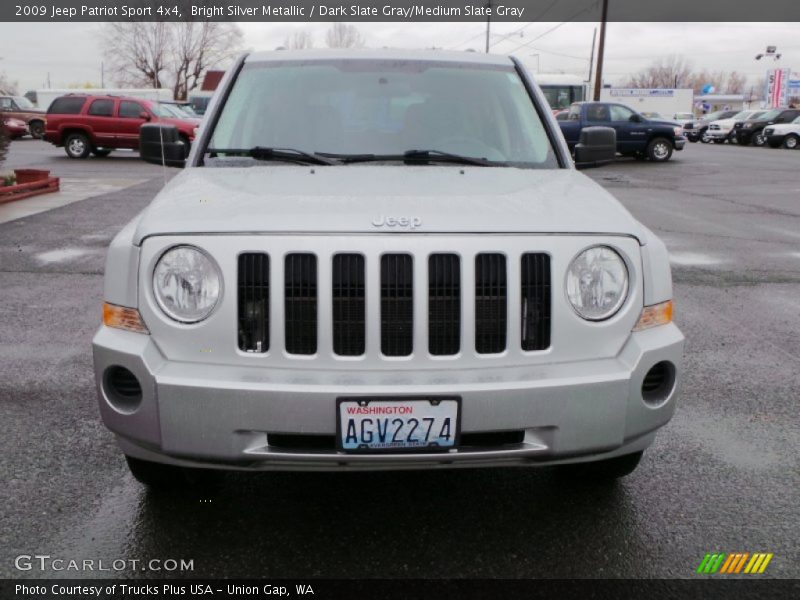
208,59,559,168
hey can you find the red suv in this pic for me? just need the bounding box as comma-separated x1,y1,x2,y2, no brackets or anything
44,94,197,159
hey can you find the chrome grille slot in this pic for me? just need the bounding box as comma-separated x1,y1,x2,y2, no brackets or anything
237,253,269,353
381,254,413,357
428,253,461,356
520,253,551,351
332,253,365,356
475,253,507,354
284,253,317,355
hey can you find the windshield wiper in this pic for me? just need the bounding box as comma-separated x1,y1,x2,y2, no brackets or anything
318,149,498,167
205,147,338,165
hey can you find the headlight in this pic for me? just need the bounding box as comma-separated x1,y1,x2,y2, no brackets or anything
673,126,682,136
743,123,754,129
153,245,221,323
566,246,629,321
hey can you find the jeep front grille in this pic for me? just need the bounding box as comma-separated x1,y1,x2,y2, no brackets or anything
380,253,414,356
332,253,366,356
238,253,270,353
237,250,551,359
520,253,551,351
428,253,461,356
475,253,507,354
284,253,317,355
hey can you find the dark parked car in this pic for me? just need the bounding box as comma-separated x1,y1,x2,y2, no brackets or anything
734,108,800,146
682,110,739,143
559,102,686,162
0,95,46,138
43,94,197,159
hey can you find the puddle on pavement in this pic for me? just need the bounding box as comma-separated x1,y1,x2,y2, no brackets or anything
669,252,724,266
35,247,97,263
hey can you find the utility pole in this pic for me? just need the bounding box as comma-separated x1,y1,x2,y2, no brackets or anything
587,27,597,96
485,1,491,53
101,62,105,88
593,0,609,101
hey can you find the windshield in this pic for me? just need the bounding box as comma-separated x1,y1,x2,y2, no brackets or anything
13,96,35,109
757,109,780,121
674,113,693,119
794,116,800,124
704,111,727,121
157,103,190,119
746,111,765,120
731,111,751,120
209,59,558,168
539,84,585,110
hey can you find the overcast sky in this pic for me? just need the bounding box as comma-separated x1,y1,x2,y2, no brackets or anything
1,22,797,93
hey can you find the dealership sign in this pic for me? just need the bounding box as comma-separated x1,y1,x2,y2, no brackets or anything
765,68,799,107
610,89,676,97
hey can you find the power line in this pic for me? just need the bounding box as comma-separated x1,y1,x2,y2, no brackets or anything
500,2,600,55
487,0,563,49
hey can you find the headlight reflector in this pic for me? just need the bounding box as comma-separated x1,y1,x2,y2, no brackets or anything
566,246,629,320
153,246,220,323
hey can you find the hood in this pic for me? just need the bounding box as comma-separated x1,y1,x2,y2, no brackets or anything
710,118,736,127
133,166,645,244
646,118,680,127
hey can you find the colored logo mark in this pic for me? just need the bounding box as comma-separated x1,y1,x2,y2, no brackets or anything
696,552,773,574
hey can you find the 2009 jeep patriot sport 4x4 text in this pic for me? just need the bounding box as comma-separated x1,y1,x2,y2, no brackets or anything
93,50,684,487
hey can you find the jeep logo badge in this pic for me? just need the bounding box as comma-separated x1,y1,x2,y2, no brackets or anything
372,215,422,229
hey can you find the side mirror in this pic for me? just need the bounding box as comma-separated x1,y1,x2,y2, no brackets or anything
140,112,151,121
630,113,643,122
574,126,616,169
140,123,185,168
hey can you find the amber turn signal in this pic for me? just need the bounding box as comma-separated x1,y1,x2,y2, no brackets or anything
633,300,673,332
103,303,149,334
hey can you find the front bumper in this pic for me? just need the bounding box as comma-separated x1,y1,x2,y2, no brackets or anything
705,129,730,140
674,137,686,150
93,324,684,471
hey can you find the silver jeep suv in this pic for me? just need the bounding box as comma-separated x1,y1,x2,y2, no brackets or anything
93,50,683,487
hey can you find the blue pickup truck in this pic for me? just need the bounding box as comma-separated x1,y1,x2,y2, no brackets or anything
559,102,686,162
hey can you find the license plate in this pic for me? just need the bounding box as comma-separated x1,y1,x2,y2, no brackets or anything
336,397,460,453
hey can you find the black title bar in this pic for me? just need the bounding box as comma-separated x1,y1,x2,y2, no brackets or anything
2,0,799,22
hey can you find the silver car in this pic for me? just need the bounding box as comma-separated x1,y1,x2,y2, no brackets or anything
93,50,684,487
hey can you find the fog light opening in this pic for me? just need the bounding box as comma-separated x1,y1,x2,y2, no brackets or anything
641,361,676,407
103,366,143,413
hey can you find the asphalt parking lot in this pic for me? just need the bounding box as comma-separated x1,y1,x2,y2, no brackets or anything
1,140,798,580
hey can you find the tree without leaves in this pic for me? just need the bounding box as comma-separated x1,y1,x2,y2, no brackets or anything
623,56,754,94
622,55,694,89
284,30,314,50
325,23,365,48
101,21,243,100
0,71,17,95
172,22,243,101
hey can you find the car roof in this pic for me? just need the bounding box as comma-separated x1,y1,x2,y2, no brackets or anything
245,48,515,66
54,94,153,102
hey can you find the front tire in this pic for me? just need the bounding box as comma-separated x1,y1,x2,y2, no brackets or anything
646,137,673,162
752,132,766,147
64,132,91,159
557,451,644,482
783,134,799,150
125,456,220,489
28,120,45,139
